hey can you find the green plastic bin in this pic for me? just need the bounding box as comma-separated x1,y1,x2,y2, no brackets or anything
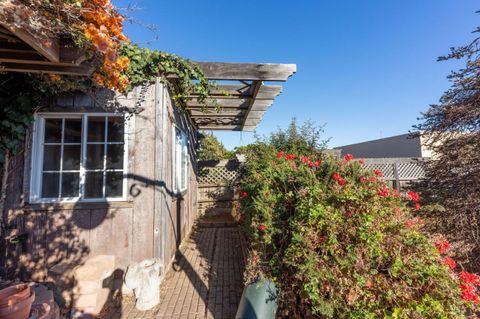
236,279,279,319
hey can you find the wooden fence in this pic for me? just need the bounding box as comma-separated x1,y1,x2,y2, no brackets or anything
196,157,426,216
362,157,426,190
197,159,244,218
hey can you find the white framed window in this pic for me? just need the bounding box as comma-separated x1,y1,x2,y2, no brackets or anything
30,113,128,203
173,126,188,193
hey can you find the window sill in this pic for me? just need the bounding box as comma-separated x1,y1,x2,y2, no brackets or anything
23,200,134,212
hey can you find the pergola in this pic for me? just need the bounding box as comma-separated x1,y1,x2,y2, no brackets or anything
184,62,296,131
0,24,296,132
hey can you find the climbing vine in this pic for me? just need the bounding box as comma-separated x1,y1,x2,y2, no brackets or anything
0,1,216,162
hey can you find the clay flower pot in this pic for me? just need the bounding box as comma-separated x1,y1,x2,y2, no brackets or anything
0,284,30,306
0,284,35,319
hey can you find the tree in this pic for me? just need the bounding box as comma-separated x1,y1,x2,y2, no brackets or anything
256,118,328,156
198,133,233,161
414,21,480,271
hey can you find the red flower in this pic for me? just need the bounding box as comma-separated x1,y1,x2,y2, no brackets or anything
332,172,346,186
300,156,309,164
285,154,296,160
415,202,421,210
377,187,390,198
359,176,368,183
308,161,314,168
343,154,354,162
443,257,456,270
461,283,480,303
358,159,365,165
435,239,451,254
258,224,267,231
314,160,321,167
460,271,480,286
240,191,247,199
374,169,383,177
407,191,420,202
405,217,423,229
344,210,353,218
276,151,285,158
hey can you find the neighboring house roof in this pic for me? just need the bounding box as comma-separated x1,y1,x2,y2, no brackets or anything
334,133,428,158
185,62,296,132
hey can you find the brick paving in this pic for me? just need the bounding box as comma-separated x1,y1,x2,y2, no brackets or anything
111,225,246,319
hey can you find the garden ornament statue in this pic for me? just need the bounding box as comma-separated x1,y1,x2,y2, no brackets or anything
124,259,163,311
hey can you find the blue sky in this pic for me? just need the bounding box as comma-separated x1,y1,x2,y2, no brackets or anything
115,0,478,150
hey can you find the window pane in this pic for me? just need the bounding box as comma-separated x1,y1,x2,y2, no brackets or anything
87,116,105,142
63,145,81,170
43,145,61,171
42,173,59,198
181,149,187,190
107,117,124,142
86,144,104,169
61,172,80,197
106,172,123,197
85,172,103,198
64,118,82,143
106,144,124,169
44,119,62,143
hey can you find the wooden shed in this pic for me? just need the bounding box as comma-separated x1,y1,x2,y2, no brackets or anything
0,26,296,290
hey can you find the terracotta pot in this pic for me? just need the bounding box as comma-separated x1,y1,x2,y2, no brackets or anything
0,291,35,319
0,284,30,306
30,303,51,319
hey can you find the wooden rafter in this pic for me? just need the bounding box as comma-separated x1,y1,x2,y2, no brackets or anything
0,23,93,76
194,62,296,81
241,80,262,130
0,23,59,62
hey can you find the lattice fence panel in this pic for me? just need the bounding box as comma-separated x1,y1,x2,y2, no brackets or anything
199,162,244,186
397,162,425,179
363,163,395,179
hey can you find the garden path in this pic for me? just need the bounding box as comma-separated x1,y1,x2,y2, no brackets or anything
109,223,246,319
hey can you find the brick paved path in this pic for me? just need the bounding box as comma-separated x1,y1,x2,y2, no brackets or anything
112,225,246,319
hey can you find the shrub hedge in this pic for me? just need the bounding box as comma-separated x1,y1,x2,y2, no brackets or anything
237,146,479,318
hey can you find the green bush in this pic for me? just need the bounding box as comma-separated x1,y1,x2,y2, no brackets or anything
238,146,479,318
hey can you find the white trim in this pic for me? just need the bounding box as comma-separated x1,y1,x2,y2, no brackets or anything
172,125,188,194
29,112,129,203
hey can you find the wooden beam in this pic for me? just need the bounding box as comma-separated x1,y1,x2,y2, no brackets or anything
198,125,242,130
0,61,95,76
241,81,262,130
186,98,274,109
0,23,60,62
193,62,296,81
188,84,283,100
189,109,246,117
186,98,250,108
0,41,38,53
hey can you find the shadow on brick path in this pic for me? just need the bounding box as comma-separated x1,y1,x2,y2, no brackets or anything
109,224,247,319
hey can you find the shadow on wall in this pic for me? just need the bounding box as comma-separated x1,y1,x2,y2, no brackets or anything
2,202,122,312
0,170,198,317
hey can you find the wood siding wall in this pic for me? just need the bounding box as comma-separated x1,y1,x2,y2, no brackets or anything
0,81,200,282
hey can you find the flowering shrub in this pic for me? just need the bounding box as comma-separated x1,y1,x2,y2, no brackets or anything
238,147,479,318
1,0,130,91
